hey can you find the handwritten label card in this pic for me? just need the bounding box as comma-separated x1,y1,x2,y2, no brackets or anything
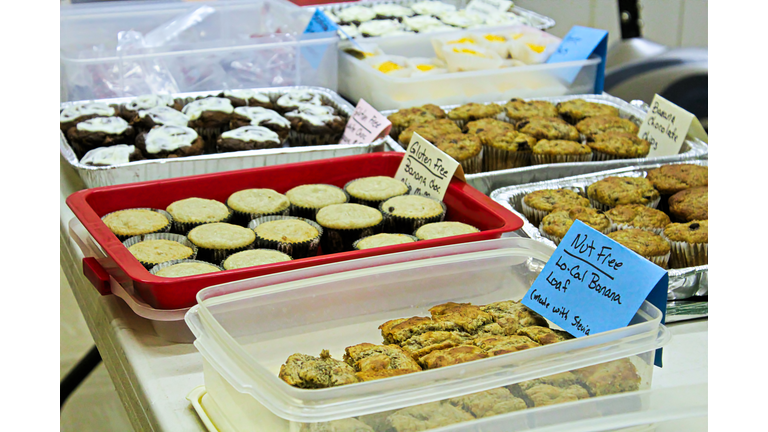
640,94,709,157
522,221,668,365
546,26,609,93
393,132,462,200
302,9,339,70
340,99,392,145
466,0,514,16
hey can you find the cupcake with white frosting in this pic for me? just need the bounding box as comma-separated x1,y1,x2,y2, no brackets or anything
120,94,181,122
275,90,326,113
60,102,117,133
66,116,136,158
182,97,234,144
229,106,291,141
218,89,273,109
284,104,346,146
372,4,415,21
335,5,377,26
80,144,145,167
358,19,405,38
216,125,281,153
410,1,457,17
133,106,190,131
134,125,204,159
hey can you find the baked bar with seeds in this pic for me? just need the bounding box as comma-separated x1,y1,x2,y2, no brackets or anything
515,371,582,392
379,317,457,345
418,345,489,369
400,331,473,360
386,401,474,432
356,369,418,382
473,334,540,356
448,387,527,418
523,384,590,407
299,418,375,432
516,326,571,345
481,300,550,329
279,350,360,389
429,302,494,333
572,359,641,396
344,343,422,373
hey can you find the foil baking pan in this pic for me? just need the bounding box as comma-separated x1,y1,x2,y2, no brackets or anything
61,86,399,189
317,0,556,32
489,160,708,300
380,94,709,194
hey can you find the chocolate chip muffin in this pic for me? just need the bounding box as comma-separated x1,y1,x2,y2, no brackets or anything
398,118,461,147
388,104,447,138
516,117,580,141
503,98,558,123
465,118,514,135
435,133,483,174
588,132,651,161
576,116,639,139
480,129,536,171
607,228,671,268
646,164,708,195
587,176,660,210
662,220,708,268
531,139,592,165
539,207,611,245
668,186,707,221
446,102,503,128
556,99,620,124
605,204,671,234
522,189,591,227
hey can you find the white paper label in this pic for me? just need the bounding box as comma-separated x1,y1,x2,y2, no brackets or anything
340,99,392,144
639,94,709,157
465,0,514,16
393,132,464,201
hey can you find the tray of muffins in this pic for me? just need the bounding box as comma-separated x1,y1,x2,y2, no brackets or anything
66,153,523,311
60,87,401,189
489,160,708,300
380,94,709,195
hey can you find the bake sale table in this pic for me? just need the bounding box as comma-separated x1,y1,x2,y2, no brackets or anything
59,158,707,432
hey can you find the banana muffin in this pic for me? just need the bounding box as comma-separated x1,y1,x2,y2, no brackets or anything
166,197,232,233
503,99,559,123
556,99,620,124
221,249,292,270
480,129,536,171
446,102,504,127
576,115,639,139
315,203,384,253
125,235,196,269
387,104,447,138
465,118,514,135
668,186,708,221
531,139,592,165
646,164,708,195
344,176,409,208
380,195,447,234
435,133,483,174
285,184,349,220
250,216,323,259
588,131,651,160
102,208,172,241
539,207,611,245
150,260,222,277
587,176,660,210
522,189,591,227
398,118,461,147
187,222,256,263
607,228,671,268
226,188,291,226
662,220,708,268
605,204,671,234
414,221,480,240
516,117,580,141
353,233,418,250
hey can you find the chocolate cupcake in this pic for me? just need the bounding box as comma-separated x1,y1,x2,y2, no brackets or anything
608,228,671,269
353,233,418,250
316,203,384,253
414,222,480,240
516,117,580,142
503,99,559,123
284,104,346,146
530,139,592,165
588,132,650,161
435,133,483,174
120,94,181,122
166,197,232,234
66,116,135,158
587,176,660,210
221,249,292,270
80,144,144,167
380,195,446,233
398,118,461,147
447,103,504,129
521,189,591,227
662,220,708,268
556,99,620,124
465,118,515,135
275,90,325,113
132,106,190,131
150,259,222,278
249,216,323,259
181,97,234,143
285,184,349,220
576,116,639,139
60,102,117,133
102,208,172,241
344,176,409,208
216,126,281,153
226,188,290,226
229,106,291,142
134,125,204,159
218,89,272,109
668,186,707,222
123,233,197,269
187,222,256,263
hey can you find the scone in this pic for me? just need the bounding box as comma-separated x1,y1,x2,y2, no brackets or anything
608,228,671,268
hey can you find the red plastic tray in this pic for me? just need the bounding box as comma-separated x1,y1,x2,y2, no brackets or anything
66,153,523,309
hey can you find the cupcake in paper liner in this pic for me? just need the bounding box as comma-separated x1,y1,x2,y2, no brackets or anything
406,57,448,77
227,188,291,226
284,104,346,147
521,189,591,228
166,197,233,234
431,32,483,61
539,207,611,246
182,97,234,152
608,229,671,269
285,184,350,220
414,221,480,240
605,204,670,236
149,259,223,278
187,222,256,264
353,233,419,251
123,233,198,270
447,103,504,129
662,220,708,268
363,55,414,78
530,139,593,165
587,176,661,211
102,208,172,242
344,176,409,209
442,44,503,72
506,27,561,64
387,104,447,141
379,195,447,234
316,204,384,254
435,133,484,174
249,216,323,259
479,129,536,172
220,248,293,270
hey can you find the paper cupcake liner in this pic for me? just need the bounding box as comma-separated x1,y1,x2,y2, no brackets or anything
610,222,665,236
122,233,198,270
662,235,708,268
520,200,549,228
288,130,342,147
590,150,638,162
288,185,350,221
216,139,282,154
343,178,410,210
389,125,406,141
644,251,671,269
149,259,224,276
196,126,228,154
483,145,530,172
352,234,419,251
171,208,234,235
379,198,447,234
320,220,383,254
588,196,661,212
193,240,254,265
248,216,323,259
458,147,484,175
102,208,172,242
219,248,293,270
538,221,612,246
231,207,291,227
530,153,594,165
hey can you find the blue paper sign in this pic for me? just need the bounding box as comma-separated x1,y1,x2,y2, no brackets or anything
546,26,609,94
522,221,668,366
301,9,340,70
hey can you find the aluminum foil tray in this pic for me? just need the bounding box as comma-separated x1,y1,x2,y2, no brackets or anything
381,94,709,194
61,86,399,189
317,0,556,32
489,160,708,300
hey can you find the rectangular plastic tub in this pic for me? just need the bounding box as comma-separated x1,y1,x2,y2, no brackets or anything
60,0,338,101
66,152,523,310
185,237,670,431
337,27,599,110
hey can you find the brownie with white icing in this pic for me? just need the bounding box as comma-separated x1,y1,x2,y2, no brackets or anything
217,89,273,109
216,126,282,153
335,5,377,26
372,4,415,21
66,116,136,158
133,106,190,131
182,97,234,133
284,104,346,145
60,102,118,133
80,144,144,166
135,125,205,159
358,19,404,37
274,90,328,114
229,107,291,141
120,94,181,122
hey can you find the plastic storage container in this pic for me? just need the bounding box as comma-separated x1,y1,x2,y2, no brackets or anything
338,27,599,110
185,237,670,431
66,152,523,310
60,0,338,101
